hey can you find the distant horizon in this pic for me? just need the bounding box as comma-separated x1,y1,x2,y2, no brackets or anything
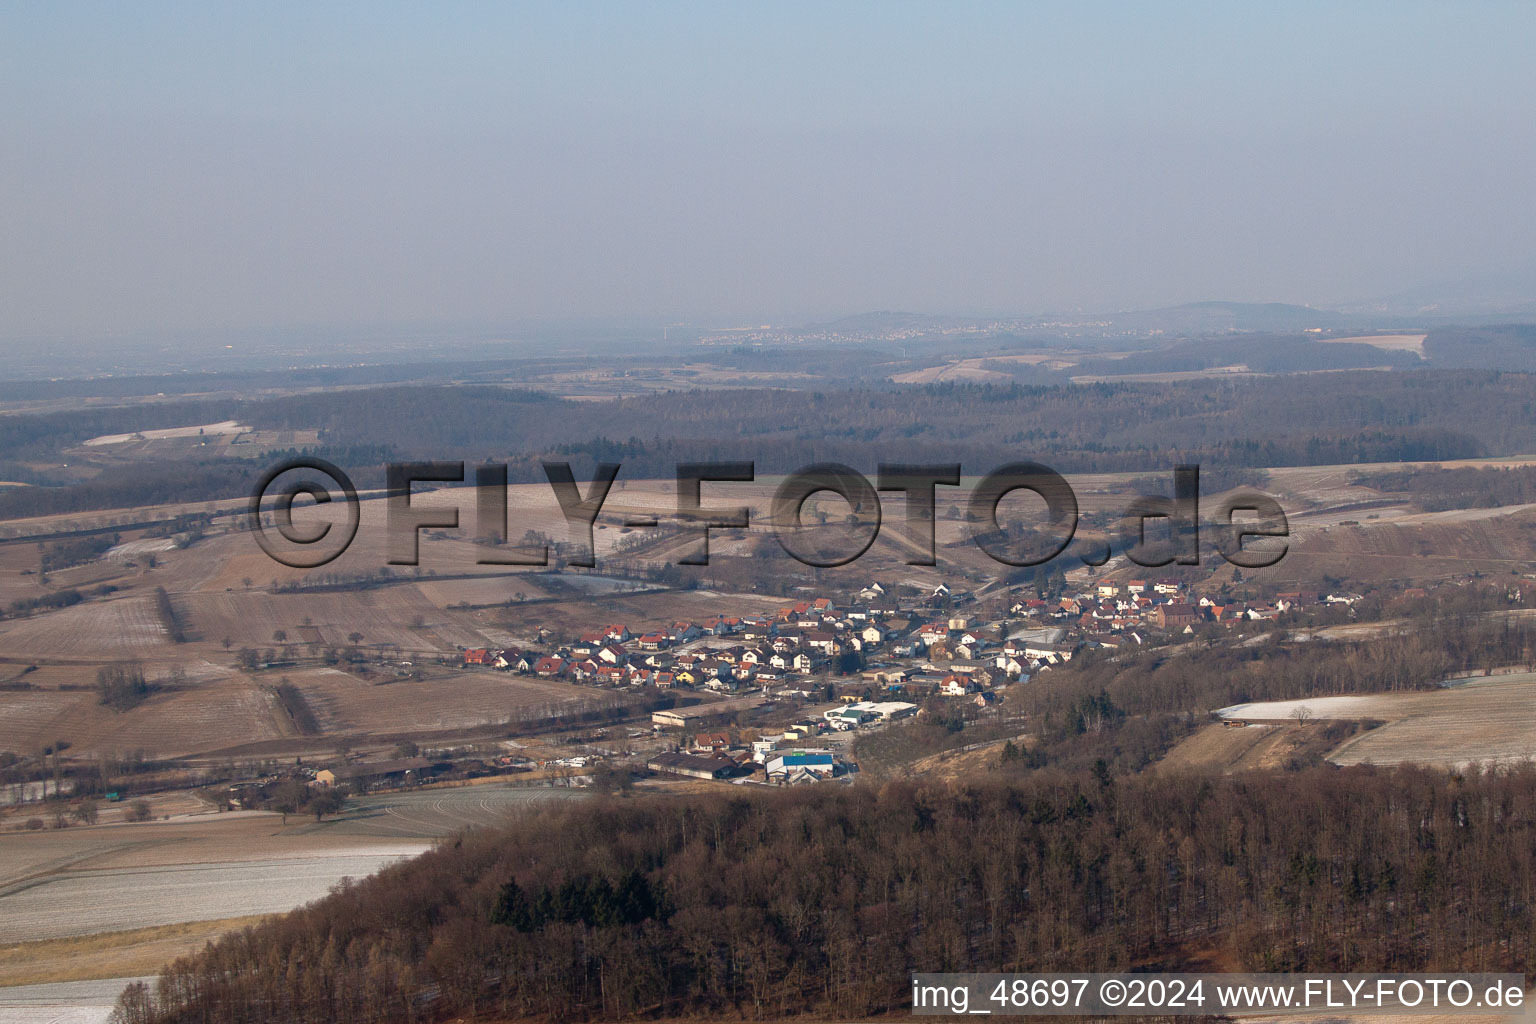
4,3,1534,346
8,283,1536,355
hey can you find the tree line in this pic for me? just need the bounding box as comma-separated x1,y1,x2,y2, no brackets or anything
1353,465,1536,511
117,763,1536,1023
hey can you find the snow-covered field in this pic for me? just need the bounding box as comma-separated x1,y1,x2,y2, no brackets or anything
81,422,248,446
1217,672,1536,769
0,977,150,1024
1,847,429,943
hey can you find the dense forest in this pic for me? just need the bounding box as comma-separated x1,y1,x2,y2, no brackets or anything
6,369,1536,519
117,764,1536,1024
1423,325,1536,372
234,371,1528,472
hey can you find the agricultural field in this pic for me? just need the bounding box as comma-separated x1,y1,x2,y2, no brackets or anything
0,783,580,1006
1215,671,1536,769
489,586,790,637
1234,498,1536,588
0,483,702,764
900,733,1032,782
1154,720,1367,775
287,666,615,735
412,574,566,608
287,783,581,840
79,421,249,447
0,596,172,660
2,848,426,942
1264,454,1536,504
1315,332,1427,355
0,671,286,760
183,587,492,651
891,351,1126,384
0,810,431,947
72,424,323,464
0,976,141,1023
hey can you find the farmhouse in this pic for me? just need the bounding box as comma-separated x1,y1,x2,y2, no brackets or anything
692,730,731,750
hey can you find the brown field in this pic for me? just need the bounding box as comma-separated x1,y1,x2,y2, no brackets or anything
902,733,1031,781
0,595,172,659
412,574,566,607
0,492,254,543
0,484,702,762
491,587,790,637
1264,454,1536,500
183,587,491,651
1177,457,1536,588
1254,505,1536,586
1215,672,1536,769
0,671,286,759
288,666,615,735
1155,722,1340,774
0,915,272,987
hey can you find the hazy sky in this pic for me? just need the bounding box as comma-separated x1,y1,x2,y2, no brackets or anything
3,2,1535,343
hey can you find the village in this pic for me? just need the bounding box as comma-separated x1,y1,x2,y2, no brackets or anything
427,573,1353,788
0,559,1380,828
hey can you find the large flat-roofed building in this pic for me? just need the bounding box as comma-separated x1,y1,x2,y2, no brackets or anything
855,700,918,721
765,750,836,782
651,695,768,729
646,752,740,780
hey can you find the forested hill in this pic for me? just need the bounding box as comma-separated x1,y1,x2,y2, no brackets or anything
4,369,1536,518
242,374,1509,471
1424,325,1536,372
121,765,1536,1023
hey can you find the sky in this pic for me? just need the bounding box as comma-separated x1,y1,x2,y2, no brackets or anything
2,2,1535,344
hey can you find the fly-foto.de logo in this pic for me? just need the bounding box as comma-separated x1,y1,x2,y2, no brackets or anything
249,459,1288,572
